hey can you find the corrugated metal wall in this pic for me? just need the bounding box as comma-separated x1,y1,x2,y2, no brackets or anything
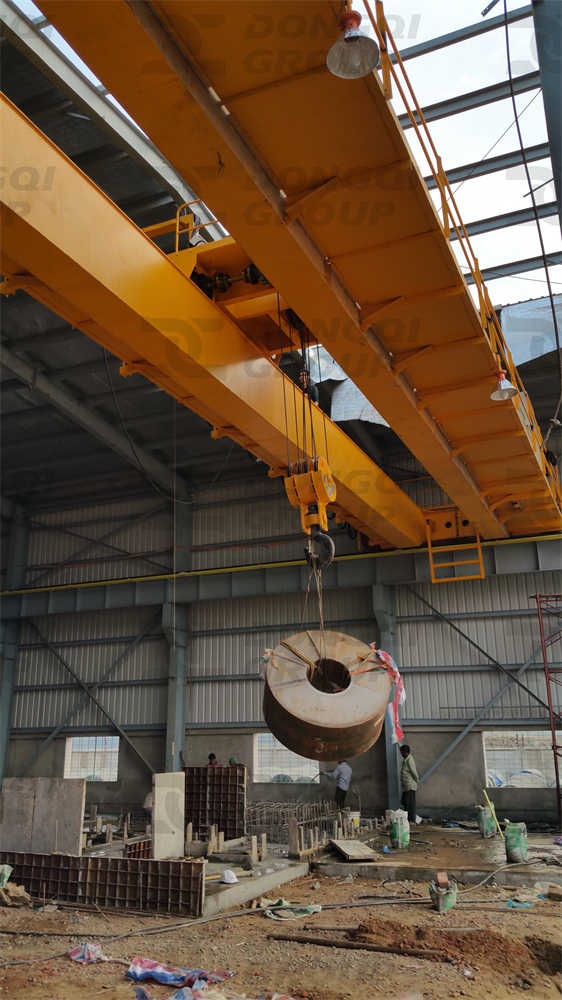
396,571,561,723
26,498,172,587
23,480,360,587
192,479,303,570
13,607,168,730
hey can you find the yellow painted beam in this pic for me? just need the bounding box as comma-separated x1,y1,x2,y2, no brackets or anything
35,0,561,539
0,94,425,550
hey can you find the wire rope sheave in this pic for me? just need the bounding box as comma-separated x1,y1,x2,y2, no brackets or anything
262,630,392,760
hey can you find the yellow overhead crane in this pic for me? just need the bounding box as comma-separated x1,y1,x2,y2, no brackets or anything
2,0,561,575
0,94,425,555
30,0,562,550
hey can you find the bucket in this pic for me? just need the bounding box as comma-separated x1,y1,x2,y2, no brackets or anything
476,805,496,839
348,811,361,830
505,820,528,863
429,878,458,913
389,808,410,849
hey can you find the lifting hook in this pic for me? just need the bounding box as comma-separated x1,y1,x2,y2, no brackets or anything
284,457,337,568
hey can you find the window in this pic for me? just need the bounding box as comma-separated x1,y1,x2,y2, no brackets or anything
64,736,119,782
484,731,561,788
253,733,319,784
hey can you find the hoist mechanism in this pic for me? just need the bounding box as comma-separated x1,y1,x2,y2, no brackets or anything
284,458,337,570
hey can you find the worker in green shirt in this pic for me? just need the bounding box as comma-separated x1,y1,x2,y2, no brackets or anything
400,743,420,823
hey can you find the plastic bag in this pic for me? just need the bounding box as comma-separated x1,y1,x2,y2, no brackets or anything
389,808,410,849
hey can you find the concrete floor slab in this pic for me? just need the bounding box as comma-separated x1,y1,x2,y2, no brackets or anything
313,827,562,886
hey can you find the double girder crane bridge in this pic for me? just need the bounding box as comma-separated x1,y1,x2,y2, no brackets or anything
2,0,560,579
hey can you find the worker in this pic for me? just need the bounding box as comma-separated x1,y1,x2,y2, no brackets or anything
400,743,420,822
208,752,218,766
322,759,352,808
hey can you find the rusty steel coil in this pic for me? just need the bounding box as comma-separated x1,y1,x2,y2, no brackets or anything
263,630,391,761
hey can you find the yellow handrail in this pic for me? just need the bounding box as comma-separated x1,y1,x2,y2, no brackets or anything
174,199,217,252
363,0,561,511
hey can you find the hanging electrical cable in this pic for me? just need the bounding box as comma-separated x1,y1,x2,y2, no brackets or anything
502,0,562,444
277,292,292,473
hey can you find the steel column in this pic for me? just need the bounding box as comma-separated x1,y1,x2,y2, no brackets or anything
532,0,562,234
0,505,29,785
372,584,401,809
163,499,191,770
163,598,189,772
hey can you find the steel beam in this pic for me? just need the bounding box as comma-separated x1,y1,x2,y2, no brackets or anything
399,71,541,129
451,201,557,241
465,250,562,283
18,611,162,775
532,0,562,234
0,345,190,498
424,142,550,190
372,584,401,809
0,0,223,238
397,5,532,62
0,504,29,784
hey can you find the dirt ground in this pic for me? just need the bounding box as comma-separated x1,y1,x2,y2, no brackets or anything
0,873,561,1000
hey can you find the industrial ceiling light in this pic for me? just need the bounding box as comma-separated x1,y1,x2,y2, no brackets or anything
490,369,518,401
326,6,380,80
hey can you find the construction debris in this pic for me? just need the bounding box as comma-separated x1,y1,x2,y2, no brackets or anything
329,839,378,861
125,957,234,989
0,881,31,907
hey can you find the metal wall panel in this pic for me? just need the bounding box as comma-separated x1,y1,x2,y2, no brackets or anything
26,499,171,587
397,571,561,722
190,588,374,632
14,606,168,729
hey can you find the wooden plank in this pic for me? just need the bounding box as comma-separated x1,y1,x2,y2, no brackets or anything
329,839,378,861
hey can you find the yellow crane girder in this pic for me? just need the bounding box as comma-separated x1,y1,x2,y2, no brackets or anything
0,94,426,550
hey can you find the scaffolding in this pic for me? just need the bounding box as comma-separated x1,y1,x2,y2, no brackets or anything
534,594,562,830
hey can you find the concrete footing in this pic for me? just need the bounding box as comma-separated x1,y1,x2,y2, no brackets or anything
203,861,309,917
